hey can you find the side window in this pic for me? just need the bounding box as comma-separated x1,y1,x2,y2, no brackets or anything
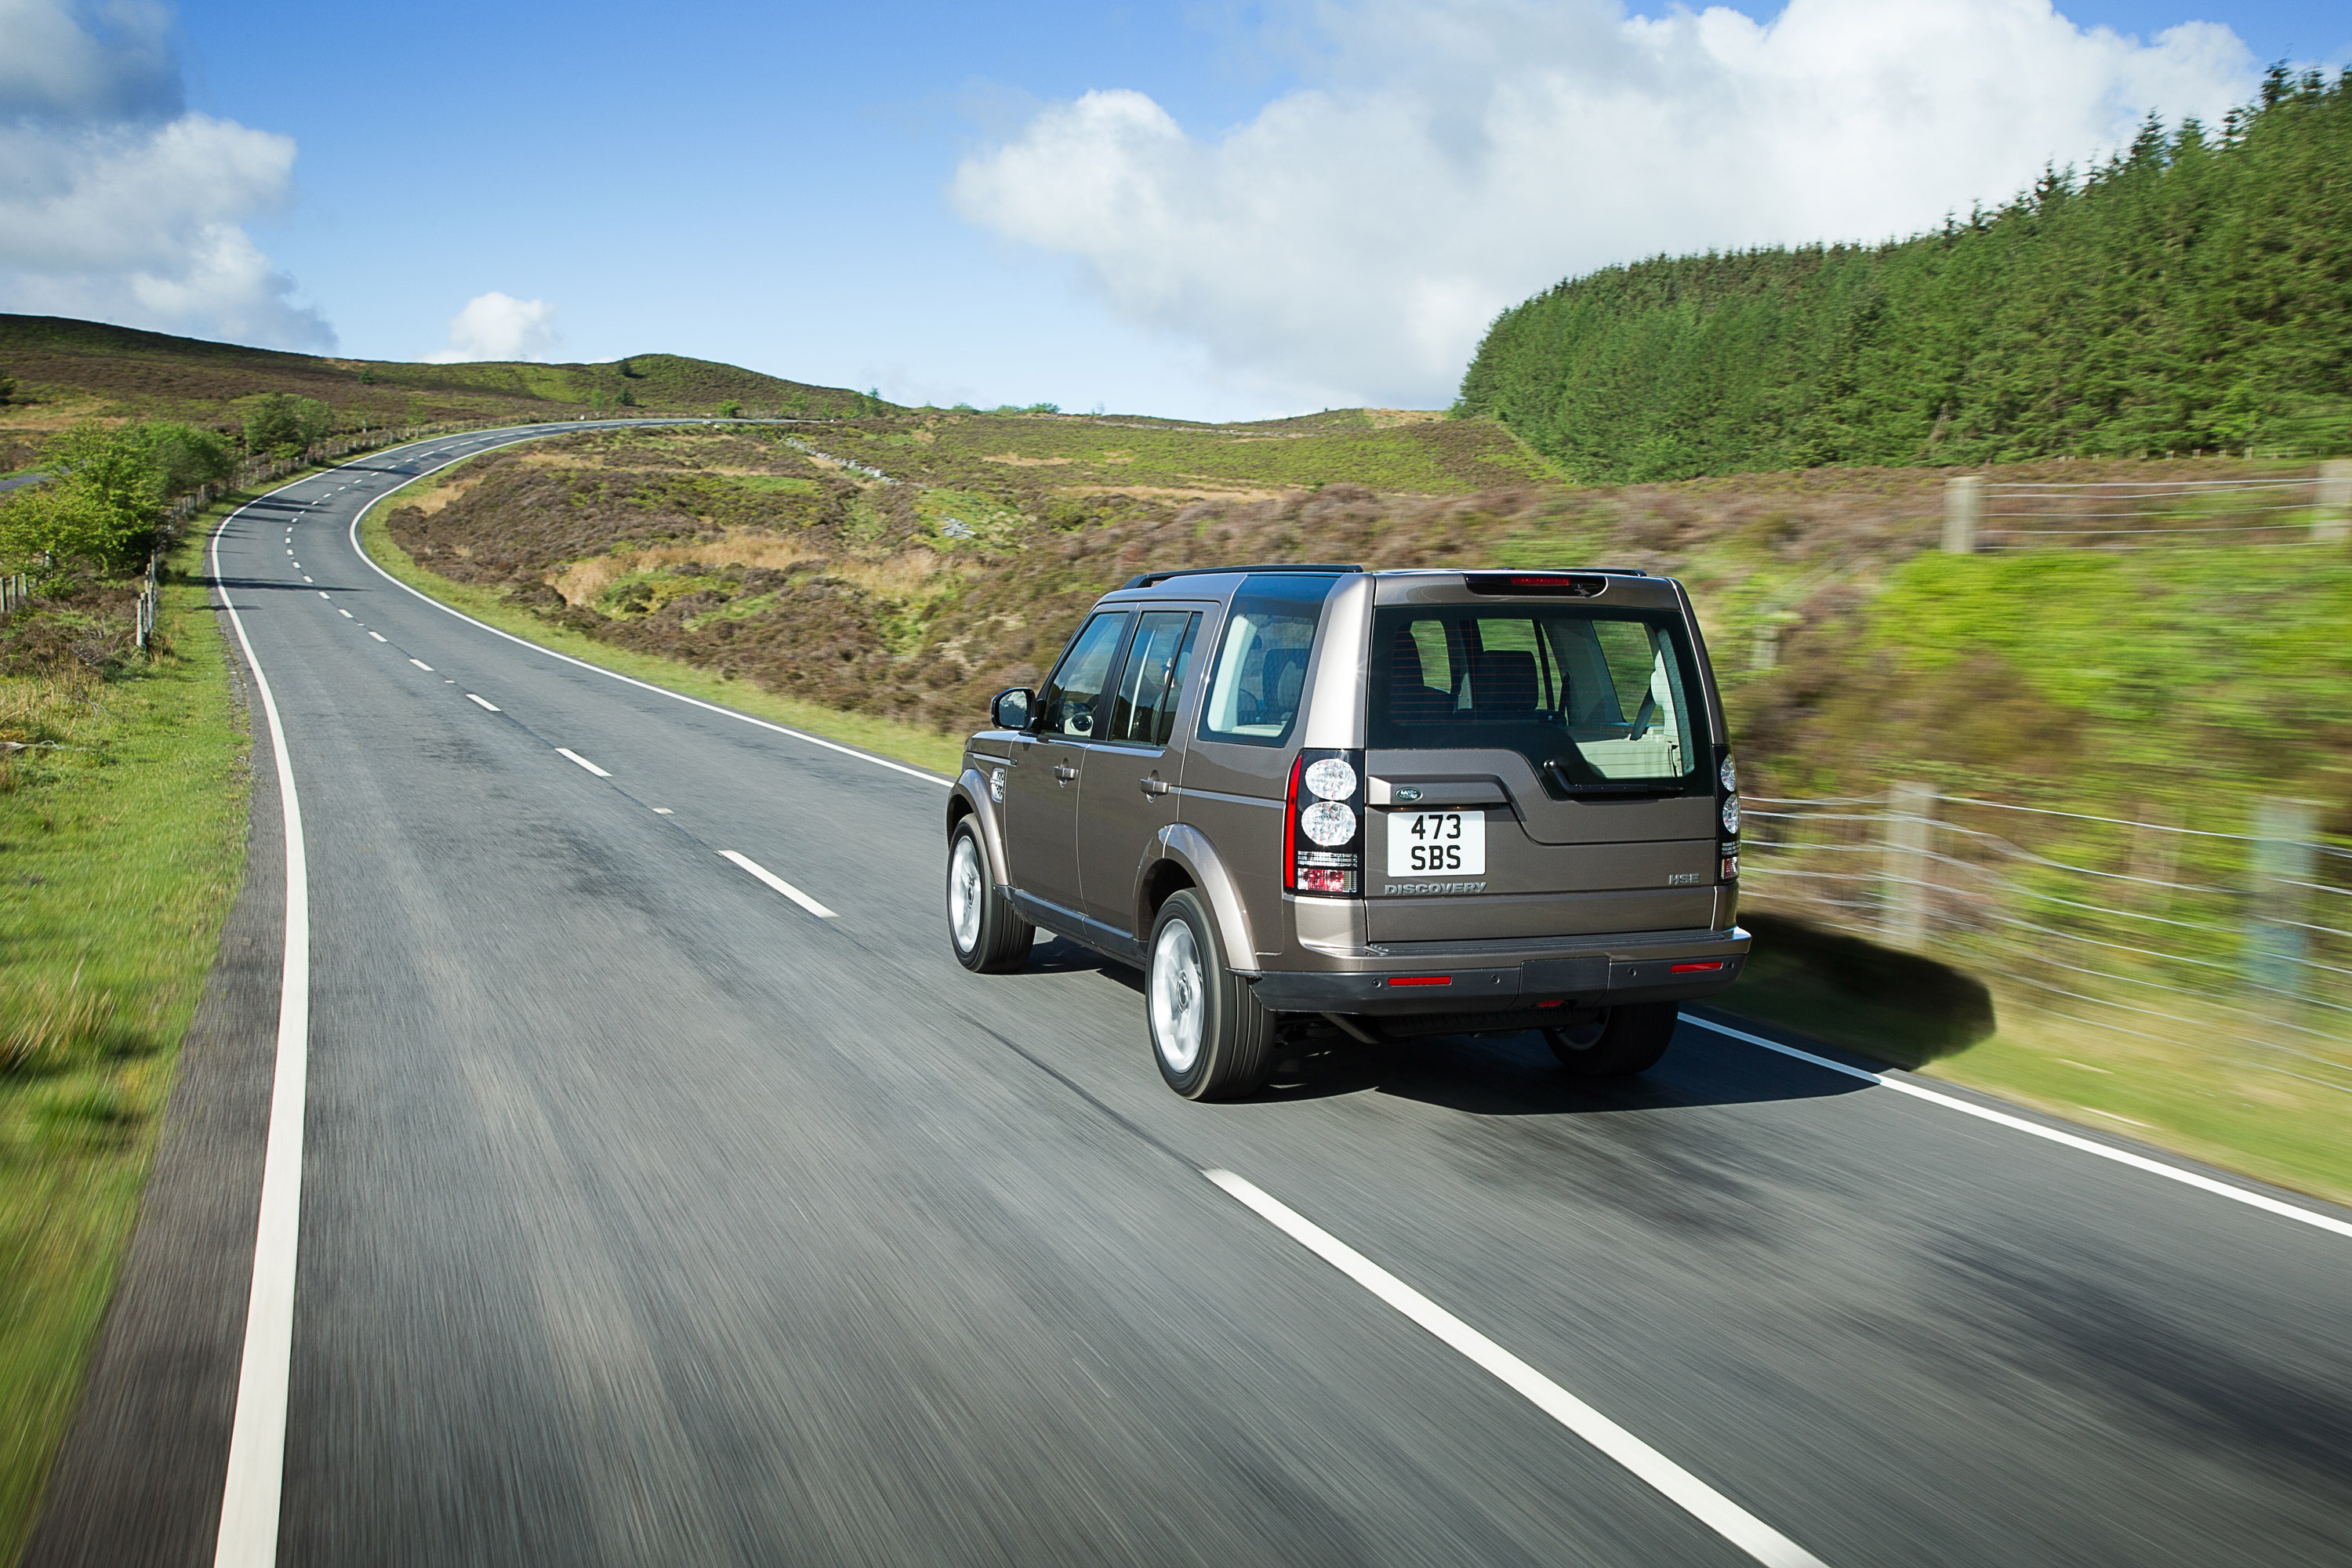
1200,608,1319,745
1105,612,1200,746
1039,612,1133,738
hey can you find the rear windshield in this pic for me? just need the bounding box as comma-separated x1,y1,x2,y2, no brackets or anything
1368,605,1707,793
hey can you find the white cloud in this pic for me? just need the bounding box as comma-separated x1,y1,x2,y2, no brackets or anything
0,0,331,349
424,292,563,363
952,0,2257,409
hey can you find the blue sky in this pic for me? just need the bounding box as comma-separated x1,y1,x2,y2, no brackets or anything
8,1,2347,419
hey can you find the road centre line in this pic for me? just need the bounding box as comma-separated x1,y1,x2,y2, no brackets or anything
1680,1014,2352,1241
409,659,434,671
719,850,837,918
466,693,500,711
336,609,351,619
367,631,387,642
1203,1169,1829,1568
555,746,611,777
206,478,316,1568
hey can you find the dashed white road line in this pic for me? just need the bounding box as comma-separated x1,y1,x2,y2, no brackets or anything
317,592,329,600
409,659,434,671
1204,1170,1828,1567
719,850,837,918
367,631,387,643
652,807,674,815
466,693,500,711
336,609,352,619
1680,1014,2352,1241
555,746,611,777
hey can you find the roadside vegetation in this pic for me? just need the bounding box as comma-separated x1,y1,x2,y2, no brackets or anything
1461,69,2352,481
0,436,249,1556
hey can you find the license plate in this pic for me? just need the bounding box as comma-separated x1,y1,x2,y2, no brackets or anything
1388,810,1484,877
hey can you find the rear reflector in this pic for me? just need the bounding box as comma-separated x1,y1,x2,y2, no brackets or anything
1385,975,1452,987
1671,960,1726,974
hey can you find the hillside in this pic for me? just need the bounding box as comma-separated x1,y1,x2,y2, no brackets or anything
0,314,882,469
370,422,2347,828
1458,67,2352,483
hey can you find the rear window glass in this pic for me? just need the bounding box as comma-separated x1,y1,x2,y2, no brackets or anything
1370,606,1706,793
1199,575,1339,746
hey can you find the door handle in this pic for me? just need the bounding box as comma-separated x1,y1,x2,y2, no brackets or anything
1139,777,1171,797
1053,764,1079,782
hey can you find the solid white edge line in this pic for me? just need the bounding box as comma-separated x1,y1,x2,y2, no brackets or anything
719,850,837,918
1202,1169,1829,1568
465,693,500,711
1679,1014,2352,1241
209,476,314,1568
555,746,612,778
339,441,949,790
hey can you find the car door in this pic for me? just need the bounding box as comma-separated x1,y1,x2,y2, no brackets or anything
1076,608,1205,935
1004,609,1132,926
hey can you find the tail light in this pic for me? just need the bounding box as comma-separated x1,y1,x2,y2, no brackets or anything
1286,748,1364,896
1716,746,1740,881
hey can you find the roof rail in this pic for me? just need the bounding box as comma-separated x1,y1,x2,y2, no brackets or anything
1119,563,1363,590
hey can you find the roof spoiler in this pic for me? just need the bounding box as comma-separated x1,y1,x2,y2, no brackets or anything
1120,563,1363,590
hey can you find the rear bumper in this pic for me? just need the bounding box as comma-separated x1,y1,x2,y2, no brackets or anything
1247,926,1749,1016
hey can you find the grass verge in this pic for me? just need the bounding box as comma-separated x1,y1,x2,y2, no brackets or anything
354,477,963,776
0,532,249,1560
1721,916,2352,1211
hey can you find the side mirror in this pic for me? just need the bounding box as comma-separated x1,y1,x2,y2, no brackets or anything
991,688,1035,731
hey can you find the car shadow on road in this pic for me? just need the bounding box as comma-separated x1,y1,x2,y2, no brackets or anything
1025,938,1870,1116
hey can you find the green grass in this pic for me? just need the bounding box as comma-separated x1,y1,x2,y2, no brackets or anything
1719,914,2352,1210
0,542,249,1561
356,476,963,776
842,411,1560,495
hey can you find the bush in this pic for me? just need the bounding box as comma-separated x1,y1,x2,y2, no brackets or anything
133,423,234,493
243,393,333,456
717,400,742,419
0,487,129,574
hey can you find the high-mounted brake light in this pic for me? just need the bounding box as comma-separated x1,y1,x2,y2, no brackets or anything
1465,573,1606,597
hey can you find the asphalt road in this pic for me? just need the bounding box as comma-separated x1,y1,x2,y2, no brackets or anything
30,426,2352,1566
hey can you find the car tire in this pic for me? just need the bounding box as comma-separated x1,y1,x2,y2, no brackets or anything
1146,890,1276,1100
1543,1003,1677,1078
947,816,1033,973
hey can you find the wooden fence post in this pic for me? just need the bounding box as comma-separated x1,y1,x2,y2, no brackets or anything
2318,460,2352,544
1881,783,1936,950
1943,476,1983,554
2246,798,2318,1000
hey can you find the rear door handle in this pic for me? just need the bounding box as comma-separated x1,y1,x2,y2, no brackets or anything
1139,777,1171,797
1053,764,1079,782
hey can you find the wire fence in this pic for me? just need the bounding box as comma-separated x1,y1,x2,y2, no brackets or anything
1951,463,2352,551
1740,787,2352,1093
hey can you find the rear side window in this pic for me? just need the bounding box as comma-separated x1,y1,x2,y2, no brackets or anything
1105,612,1201,746
1039,611,1132,738
1198,575,1338,746
1370,606,1706,793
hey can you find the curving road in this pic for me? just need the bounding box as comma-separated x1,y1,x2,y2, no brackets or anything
27,425,2352,1566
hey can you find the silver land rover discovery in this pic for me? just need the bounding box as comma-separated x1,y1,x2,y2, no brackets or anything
944,564,1751,1099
